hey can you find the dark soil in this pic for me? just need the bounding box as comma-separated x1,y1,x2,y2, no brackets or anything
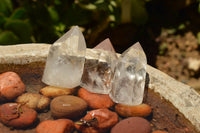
155,30,200,93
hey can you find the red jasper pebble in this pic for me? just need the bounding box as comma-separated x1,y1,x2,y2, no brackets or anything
111,117,151,133
115,103,152,117
36,119,74,133
75,108,118,133
78,88,115,109
0,72,25,101
0,103,37,128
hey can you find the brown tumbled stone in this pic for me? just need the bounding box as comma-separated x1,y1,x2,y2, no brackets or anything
50,95,87,119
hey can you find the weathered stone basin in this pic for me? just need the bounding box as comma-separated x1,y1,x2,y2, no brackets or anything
0,44,199,133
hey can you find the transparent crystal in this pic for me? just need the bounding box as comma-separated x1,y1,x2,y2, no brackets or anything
81,39,118,94
42,26,86,88
109,42,147,105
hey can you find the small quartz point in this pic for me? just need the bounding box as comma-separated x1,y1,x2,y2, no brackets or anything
42,26,86,88
109,42,147,105
81,39,118,94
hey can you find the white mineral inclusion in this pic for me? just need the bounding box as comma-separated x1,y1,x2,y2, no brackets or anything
109,42,147,105
42,26,86,88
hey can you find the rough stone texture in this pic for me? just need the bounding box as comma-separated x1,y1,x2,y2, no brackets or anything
0,44,199,132
0,44,50,64
146,89,197,132
147,65,200,132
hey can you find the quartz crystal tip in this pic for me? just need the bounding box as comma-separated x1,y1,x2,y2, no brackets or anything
54,26,86,56
94,38,116,53
42,26,86,88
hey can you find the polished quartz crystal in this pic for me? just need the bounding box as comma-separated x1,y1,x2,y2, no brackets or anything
109,42,147,105
80,39,118,94
42,26,86,88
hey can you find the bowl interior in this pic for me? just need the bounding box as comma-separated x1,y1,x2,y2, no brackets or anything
0,62,197,133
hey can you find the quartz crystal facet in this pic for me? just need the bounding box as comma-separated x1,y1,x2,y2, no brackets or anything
42,26,86,88
81,39,118,94
109,42,147,105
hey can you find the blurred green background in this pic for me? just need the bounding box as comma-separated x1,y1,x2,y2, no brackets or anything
0,0,121,45
1,0,199,46
0,0,200,58
1,0,200,91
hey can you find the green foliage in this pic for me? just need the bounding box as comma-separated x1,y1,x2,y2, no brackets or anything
0,0,123,45
0,13,6,27
0,0,32,45
0,0,13,16
159,43,168,55
0,31,19,45
10,0,121,44
47,6,59,23
5,19,32,42
131,0,148,25
1,0,200,46
197,32,200,45
10,8,26,20
198,0,200,13
21,1,57,43
0,0,158,45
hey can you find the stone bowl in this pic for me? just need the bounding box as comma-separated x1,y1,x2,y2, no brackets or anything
0,44,199,133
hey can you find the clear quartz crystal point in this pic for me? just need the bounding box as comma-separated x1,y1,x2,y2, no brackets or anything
42,26,86,88
109,42,147,105
81,39,118,94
